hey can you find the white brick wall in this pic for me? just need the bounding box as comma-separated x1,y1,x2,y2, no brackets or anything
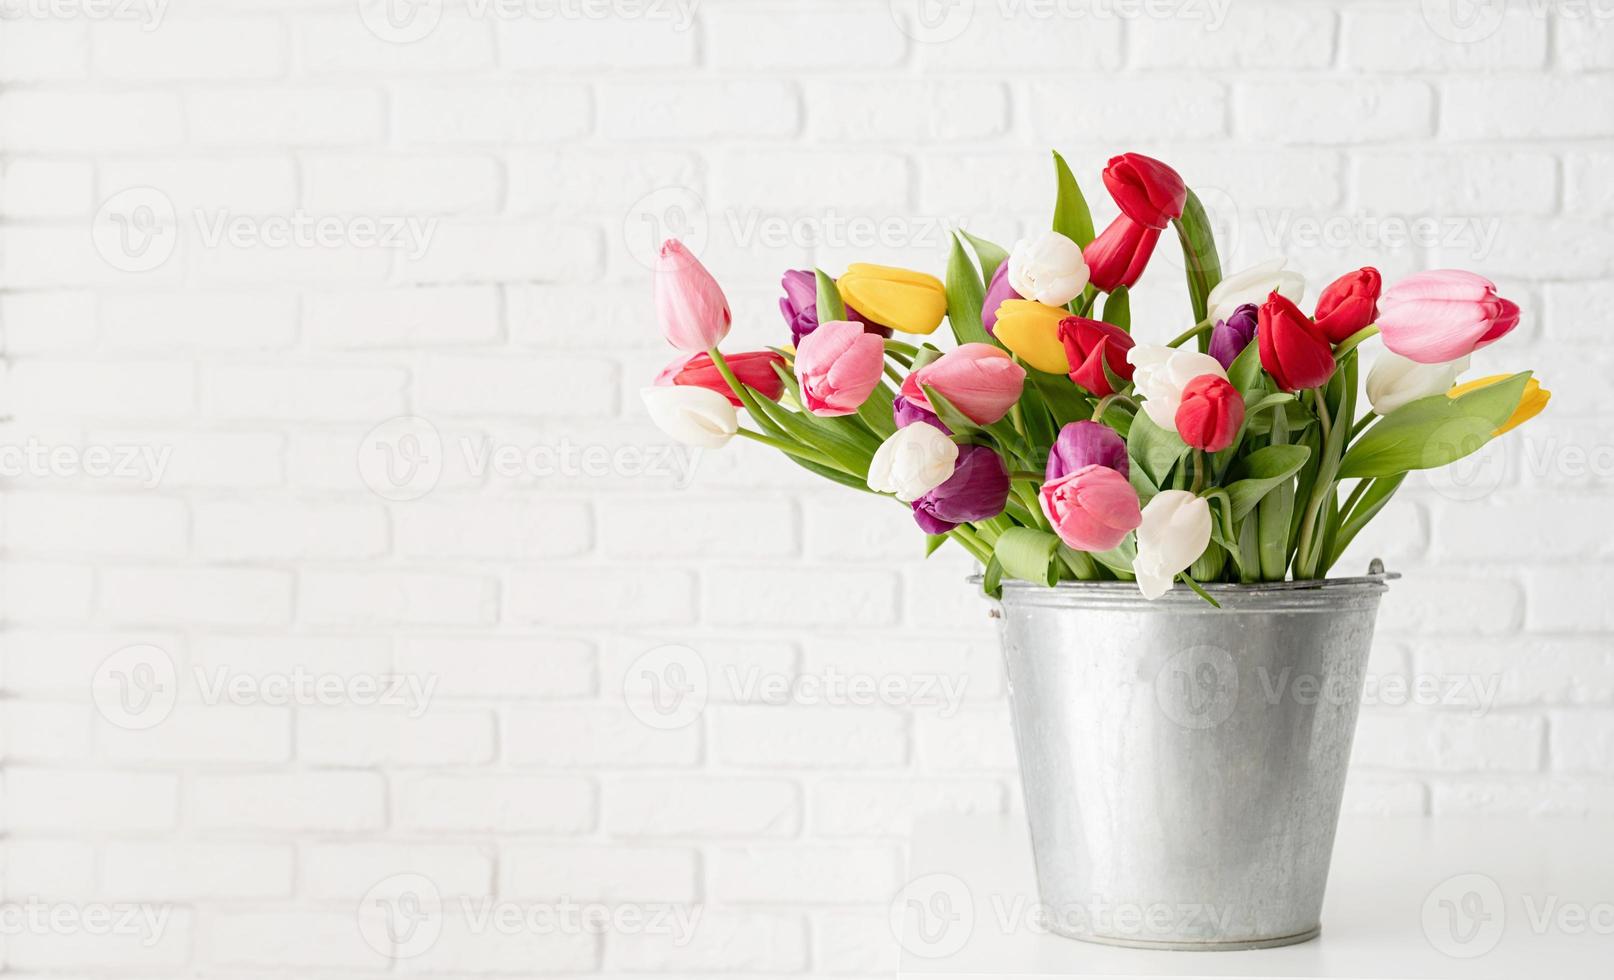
1,0,1611,976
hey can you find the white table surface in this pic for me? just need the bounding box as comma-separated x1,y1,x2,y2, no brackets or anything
898,814,1613,979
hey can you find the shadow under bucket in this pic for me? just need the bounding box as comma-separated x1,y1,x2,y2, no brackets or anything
989,569,1392,950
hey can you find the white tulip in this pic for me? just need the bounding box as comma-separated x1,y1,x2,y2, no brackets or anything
867,423,959,502
641,386,738,449
1133,490,1213,600
1205,258,1305,325
1366,350,1469,416
1007,231,1090,307
1127,345,1228,431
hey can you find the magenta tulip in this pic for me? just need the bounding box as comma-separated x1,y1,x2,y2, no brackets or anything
1046,420,1128,481
1039,464,1143,552
912,445,1011,534
655,239,731,352
794,320,886,417
901,343,1027,426
1377,270,1521,364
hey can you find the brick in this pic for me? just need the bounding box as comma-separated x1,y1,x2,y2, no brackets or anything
1351,150,1557,216
807,80,1008,142
916,703,1017,771
301,152,502,214
1416,638,1614,707
711,705,908,769
1444,79,1614,140
1525,565,1614,632
299,9,494,72
3,561,95,623
1341,7,1545,70
596,496,794,558
187,87,386,147
596,79,799,141
1550,712,1614,774
1566,151,1614,214
705,566,900,627
4,909,191,970
100,705,292,763
1433,779,1614,817
0,629,178,694
1236,80,1432,143
1,840,98,899
208,911,387,969
604,777,800,837
2,769,178,831
392,81,591,143
1131,3,1332,68
100,289,299,349
89,429,284,488
812,778,1003,836
610,911,809,973
705,4,904,69
303,285,502,348
396,497,590,558
708,845,900,904
1032,81,1227,142
1354,711,1544,773
1556,10,1614,70
91,17,286,78
395,635,595,699
0,91,182,151
507,147,701,215
1,700,95,762
507,283,668,350
1434,495,1609,561
204,363,406,420
192,772,386,831
407,912,597,974
814,909,897,976
298,570,499,627
99,567,292,626
395,773,594,832
9,360,194,418
300,842,492,900
506,703,701,768
914,6,1123,71
2,159,94,218
298,707,494,766
1545,281,1614,342
0,290,97,352
1340,775,1430,816
497,13,697,69
0,18,89,80
3,492,187,557
416,353,616,418
101,842,294,901
507,567,697,627
501,844,695,902
710,149,907,212
397,217,600,283
195,498,388,560
1377,574,1522,636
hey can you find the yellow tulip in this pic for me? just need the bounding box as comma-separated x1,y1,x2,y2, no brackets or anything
837,264,947,335
1447,373,1550,436
993,299,1070,374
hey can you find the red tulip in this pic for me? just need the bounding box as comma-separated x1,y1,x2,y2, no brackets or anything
667,350,786,407
1083,214,1162,293
1258,292,1336,392
1102,153,1187,230
1174,375,1244,453
1057,316,1135,397
1313,267,1382,344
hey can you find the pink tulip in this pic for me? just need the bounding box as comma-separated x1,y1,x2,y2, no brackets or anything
1039,464,1143,553
900,343,1027,426
795,320,887,417
1377,270,1521,364
655,239,731,352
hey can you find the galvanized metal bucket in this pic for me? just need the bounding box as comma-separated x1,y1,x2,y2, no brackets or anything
991,570,1391,951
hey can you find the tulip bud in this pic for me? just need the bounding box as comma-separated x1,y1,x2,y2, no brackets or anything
892,394,949,433
900,343,1027,426
1258,291,1336,392
1133,490,1212,600
1046,420,1128,482
1365,350,1470,416
794,320,887,417
1007,231,1090,307
1313,267,1382,344
655,239,731,352
1039,464,1143,553
867,423,960,503
1057,316,1135,397
1102,153,1187,231
981,261,1023,336
912,445,1011,533
1174,375,1244,453
1206,258,1305,327
836,263,948,336
1377,270,1521,364
664,350,787,407
993,299,1071,374
1127,344,1228,431
641,385,738,449
1447,373,1551,436
1083,214,1162,293
1207,303,1258,370
779,269,885,346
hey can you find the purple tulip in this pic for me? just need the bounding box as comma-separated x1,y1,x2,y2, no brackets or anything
779,269,886,346
892,394,950,434
911,445,1010,534
1208,302,1259,370
981,261,1023,336
1046,421,1128,482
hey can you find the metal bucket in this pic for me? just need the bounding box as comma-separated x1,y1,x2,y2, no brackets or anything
992,571,1390,951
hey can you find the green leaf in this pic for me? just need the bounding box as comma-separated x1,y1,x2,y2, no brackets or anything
1128,410,1191,488
995,527,1063,587
1171,188,1222,326
1226,338,1264,395
1326,474,1406,572
815,268,846,322
856,380,897,441
1223,444,1312,520
1258,403,1296,580
782,451,870,492
1090,537,1138,580
1027,370,1092,429
925,533,949,557
1051,151,1096,248
1101,285,1130,332
945,232,993,347
960,231,1010,284
1338,372,1531,479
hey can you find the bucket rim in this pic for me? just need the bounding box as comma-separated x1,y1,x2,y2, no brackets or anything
974,562,1396,609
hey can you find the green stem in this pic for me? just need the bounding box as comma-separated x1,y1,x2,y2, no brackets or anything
735,428,848,473
709,348,785,440
1332,323,1380,362
1166,317,1214,349
1349,413,1377,442
1191,450,1206,494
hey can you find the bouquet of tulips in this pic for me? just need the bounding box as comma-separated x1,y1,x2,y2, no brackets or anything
644,151,1549,603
